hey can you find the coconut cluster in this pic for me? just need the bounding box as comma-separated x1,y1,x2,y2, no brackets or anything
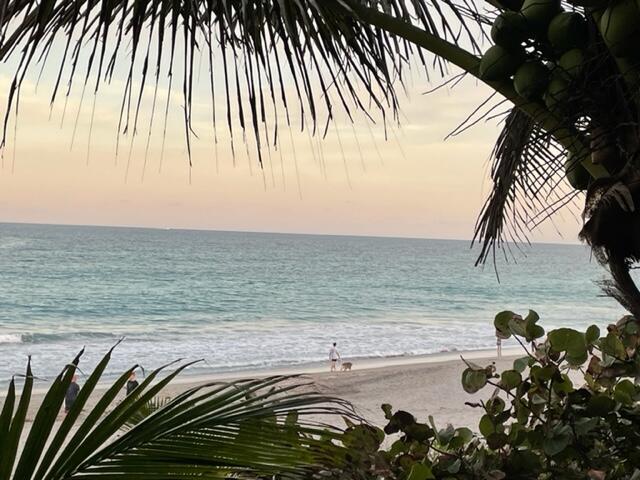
480,0,640,190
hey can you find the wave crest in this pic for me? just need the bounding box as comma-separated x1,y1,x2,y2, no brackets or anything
0,331,121,345
0,334,23,344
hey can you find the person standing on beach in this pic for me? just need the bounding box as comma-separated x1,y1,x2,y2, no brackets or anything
329,342,341,371
126,372,139,396
496,330,509,359
65,374,80,413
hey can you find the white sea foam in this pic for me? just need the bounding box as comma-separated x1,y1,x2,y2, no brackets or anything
0,334,23,344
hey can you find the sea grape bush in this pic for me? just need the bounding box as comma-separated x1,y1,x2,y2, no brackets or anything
330,311,640,479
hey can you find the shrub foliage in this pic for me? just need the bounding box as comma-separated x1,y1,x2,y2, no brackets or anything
333,312,640,480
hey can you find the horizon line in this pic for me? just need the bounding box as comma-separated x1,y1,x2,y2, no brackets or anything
0,220,584,248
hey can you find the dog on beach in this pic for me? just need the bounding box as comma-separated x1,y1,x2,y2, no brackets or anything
340,361,353,371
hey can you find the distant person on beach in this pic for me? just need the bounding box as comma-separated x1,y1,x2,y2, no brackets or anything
126,372,139,396
65,375,80,413
496,330,509,359
329,342,341,371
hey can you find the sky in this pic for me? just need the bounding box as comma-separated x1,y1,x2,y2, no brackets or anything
0,42,584,244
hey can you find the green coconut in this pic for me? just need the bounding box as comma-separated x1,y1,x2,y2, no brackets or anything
491,12,529,47
547,12,588,53
558,48,586,79
479,45,525,81
600,0,640,58
514,61,550,99
494,0,526,10
520,0,562,30
565,155,591,190
568,0,606,7
544,76,570,111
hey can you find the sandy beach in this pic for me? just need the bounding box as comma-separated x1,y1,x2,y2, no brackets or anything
14,348,522,434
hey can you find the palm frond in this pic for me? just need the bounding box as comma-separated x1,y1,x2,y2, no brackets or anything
0,347,357,479
472,12,640,267
472,107,581,267
0,0,486,166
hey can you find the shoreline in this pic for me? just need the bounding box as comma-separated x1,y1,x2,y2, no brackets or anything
2,346,524,397
9,348,525,434
168,346,523,385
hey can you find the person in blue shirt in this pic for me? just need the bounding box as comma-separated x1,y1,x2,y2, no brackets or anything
65,375,80,413
126,372,140,396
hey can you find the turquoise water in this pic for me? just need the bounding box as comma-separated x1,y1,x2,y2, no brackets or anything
0,222,626,384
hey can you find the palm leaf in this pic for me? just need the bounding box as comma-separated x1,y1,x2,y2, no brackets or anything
0,358,33,479
472,107,581,267
0,0,485,166
0,348,357,479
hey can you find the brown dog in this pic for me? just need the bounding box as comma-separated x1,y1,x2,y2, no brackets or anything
340,362,352,371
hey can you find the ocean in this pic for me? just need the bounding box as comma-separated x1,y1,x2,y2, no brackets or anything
0,222,627,385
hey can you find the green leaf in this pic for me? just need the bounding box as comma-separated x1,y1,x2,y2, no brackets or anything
623,318,639,335
614,379,637,405
457,427,474,443
404,423,434,442
486,396,506,415
500,370,522,390
524,310,540,324
389,439,408,456
513,356,532,373
13,349,83,480
524,310,545,341
461,368,488,394
586,325,601,345
343,424,384,452
446,458,462,474
486,432,508,449
5,354,355,478
552,374,573,394
407,462,435,480
526,324,545,342
479,414,495,437
0,358,33,479
531,365,556,382
587,394,616,417
508,450,542,473
437,424,456,445
0,378,16,461
548,328,583,352
601,333,626,359
494,311,516,339
35,344,120,479
507,423,526,445
548,328,588,366
574,417,598,436
544,425,572,456
508,316,527,337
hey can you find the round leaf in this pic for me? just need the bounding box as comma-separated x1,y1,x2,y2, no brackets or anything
462,368,488,394
586,325,600,345
500,370,522,390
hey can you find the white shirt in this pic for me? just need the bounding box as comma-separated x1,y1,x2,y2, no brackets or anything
329,346,339,360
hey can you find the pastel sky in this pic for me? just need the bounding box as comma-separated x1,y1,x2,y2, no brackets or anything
0,57,583,244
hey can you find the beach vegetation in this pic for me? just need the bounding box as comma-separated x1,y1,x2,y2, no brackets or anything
333,312,640,479
4,311,639,479
2,1,640,478
0,346,354,479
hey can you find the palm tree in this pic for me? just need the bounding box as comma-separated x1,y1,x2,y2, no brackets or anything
3,2,639,313
0,345,354,478
2,2,640,474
